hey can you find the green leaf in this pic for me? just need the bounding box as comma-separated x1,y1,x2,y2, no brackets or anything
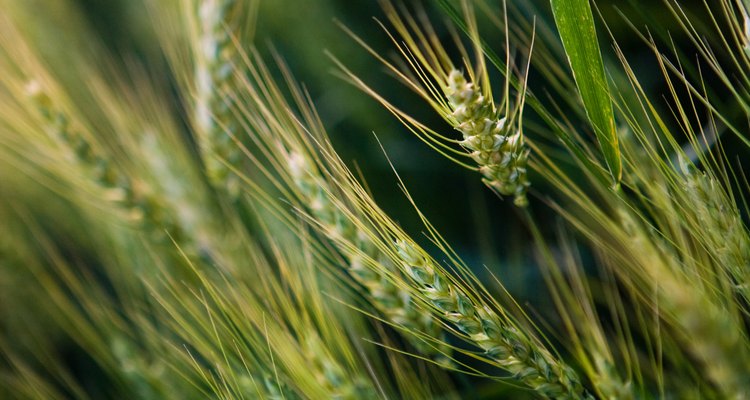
550,0,621,185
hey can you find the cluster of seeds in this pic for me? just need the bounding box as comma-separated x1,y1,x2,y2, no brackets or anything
26,82,184,244
682,163,750,296
195,0,243,197
395,240,588,399
619,208,750,397
445,70,530,207
287,151,451,364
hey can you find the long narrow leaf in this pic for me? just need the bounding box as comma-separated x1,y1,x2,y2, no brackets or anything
551,0,621,185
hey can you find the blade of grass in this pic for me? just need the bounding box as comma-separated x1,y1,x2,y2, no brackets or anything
550,0,621,186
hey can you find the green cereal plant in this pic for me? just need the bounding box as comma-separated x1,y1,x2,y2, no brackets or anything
2,0,750,398
226,47,590,397
189,0,256,198
216,48,455,366
337,1,532,206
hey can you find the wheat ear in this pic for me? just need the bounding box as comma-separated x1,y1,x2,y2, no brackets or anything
298,137,589,397
194,0,244,197
618,209,750,398
25,81,184,244
681,161,750,300
336,0,531,206
287,149,452,365
392,239,588,399
445,70,530,206
237,48,584,395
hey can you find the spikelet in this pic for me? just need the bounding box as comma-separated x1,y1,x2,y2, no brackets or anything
393,240,588,399
193,0,244,197
680,160,750,299
287,149,452,365
445,70,530,206
25,81,185,244
618,208,750,398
